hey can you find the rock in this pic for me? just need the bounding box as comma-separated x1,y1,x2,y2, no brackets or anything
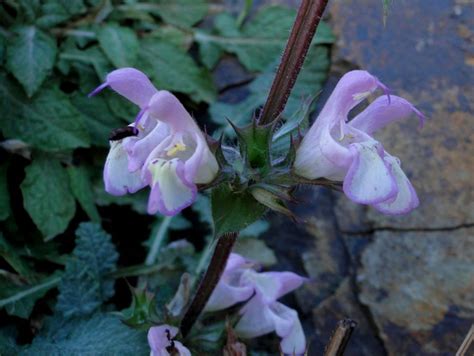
328,0,474,229
358,228,474,355
310,278,386,356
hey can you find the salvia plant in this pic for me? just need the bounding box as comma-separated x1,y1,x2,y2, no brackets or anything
0,0,424,354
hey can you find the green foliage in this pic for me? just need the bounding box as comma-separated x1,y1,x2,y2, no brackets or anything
0,164,10,221
140,40,216,103
211,184,267,237
23,313,148,355
56,223,118,318
6,26,57,97
0,272,62,319
0,0,334,351
0,76,91,151
21,155,76,240
98,24,140,67
67,166,100,222
210,46,331,131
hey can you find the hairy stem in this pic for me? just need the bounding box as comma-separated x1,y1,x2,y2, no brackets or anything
259,0,330,125
180,232,238,338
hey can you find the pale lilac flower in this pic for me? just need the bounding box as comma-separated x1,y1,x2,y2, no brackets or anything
205,253,307,355
148,325,191,356
294,70,425,215
91,68,218,216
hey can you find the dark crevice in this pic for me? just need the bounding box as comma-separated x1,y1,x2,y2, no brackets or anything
340,222,474,235
217,77,255,95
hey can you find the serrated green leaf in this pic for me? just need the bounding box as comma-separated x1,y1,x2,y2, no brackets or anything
211,184,267,236
0,164,10,221
37,0,87,28
59,45,111,80
56,223,118,318
0,76,90,151
139,39,216,103
98,24,139,67
0,273,62,319
6,26,57,97
21,156,76,240
67,166,100,222
23,313,148,355
148,0,208,27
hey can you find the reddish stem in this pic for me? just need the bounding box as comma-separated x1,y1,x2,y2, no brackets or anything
259,0,330,125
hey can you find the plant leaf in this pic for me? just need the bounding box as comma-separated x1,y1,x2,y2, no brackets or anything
67,166,100,222
0,76,90,151
0,164,10,221
148,0,208,27
211,184,267,236
56,223,118,318
21,155,76,240
6,26,57,97
97,24,139,67
23,313,148,355
139,39,216,103
0,273,62,319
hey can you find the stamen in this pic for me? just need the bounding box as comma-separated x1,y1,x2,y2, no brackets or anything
375,77,391,104
411,105,426,129
166,143,186,157
133,106,149,130
352,91,372,101
87,82,108,98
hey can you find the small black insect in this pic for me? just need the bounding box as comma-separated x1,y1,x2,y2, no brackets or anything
109,126,139,141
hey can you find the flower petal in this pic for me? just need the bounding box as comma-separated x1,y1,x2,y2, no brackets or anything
205,283,253,312
184,132,219,184
174,341,192,356
243,270,306,303
374,155,419,215
147,159,197,216
92,68,158,108
148,90,198,132
275,305,306,355
147,325,178,352
123,121,170,172
235,296,279,338
343,142,397,204
103,141,146,195
349,95,425,135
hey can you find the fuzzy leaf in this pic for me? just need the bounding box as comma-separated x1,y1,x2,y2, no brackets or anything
23,313,148,355
150,0,208,27
56,223,118,318
0,273,62,319
139,39,216,103
37,0,87,28
98,24,139,67
197,7,334,72
211,184,267,236
0,76,90,151
21,155,76,240
6,26,57,96
67,166,100,222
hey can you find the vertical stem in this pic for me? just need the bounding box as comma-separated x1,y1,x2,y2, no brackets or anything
145,216,173,266
324,319,357,356
180,232,238,338
259,0,330,125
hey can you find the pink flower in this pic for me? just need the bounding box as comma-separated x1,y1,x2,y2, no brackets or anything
294,70,425,215
91,68,218,216
205,254,307,355
148,325,191,356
